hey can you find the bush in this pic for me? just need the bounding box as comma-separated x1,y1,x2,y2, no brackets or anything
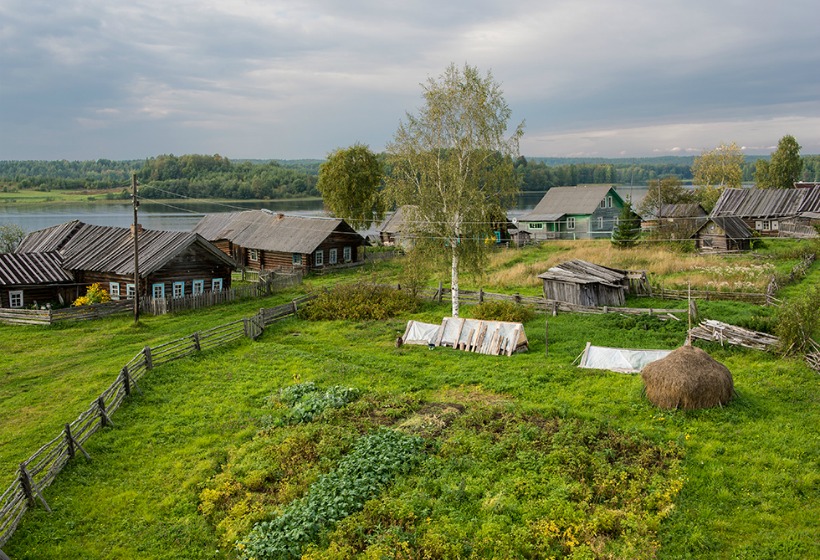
775,285,820,354
72,283,111,306
299,283,417,321
471,300,535,323
272,382,361,426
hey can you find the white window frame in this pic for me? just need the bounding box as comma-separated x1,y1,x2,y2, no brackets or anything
173,281,185,299
9,290,23,308
762,220,770,231
597,216,604,229
567,217,576,230
329,248,338,265
600,199,606,208
126,284,136,300
248,248,259,262
772,220,779,231
606,196,613,208
212,278,223,292
192,280,205,295
292,253,302,266
109,282,121,300
152,283,165,299
314,249,324,266
343,246,352,262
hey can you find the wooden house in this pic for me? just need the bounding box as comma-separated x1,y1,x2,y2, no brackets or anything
537,259,630,307
192,210,365,273
16,221,235,302
691,217,753,252
378,206,413,247
710,186,820,237
518,185,636,240
0,252,76,308
642,203,708,238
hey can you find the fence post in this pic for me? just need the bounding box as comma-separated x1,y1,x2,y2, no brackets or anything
121,366,131,397
479,288,484,303
97,397,114,427
437,281,443,303
193,332,201,352
19,462,51,513
64,423,91,461
515,293,521,304
143,345,153,370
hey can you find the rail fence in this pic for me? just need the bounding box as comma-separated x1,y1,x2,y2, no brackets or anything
0,296,313,550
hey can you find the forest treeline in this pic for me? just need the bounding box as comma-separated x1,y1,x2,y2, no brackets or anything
2,153,819,200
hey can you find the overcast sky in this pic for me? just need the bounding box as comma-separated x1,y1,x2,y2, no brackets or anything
2,0,819,161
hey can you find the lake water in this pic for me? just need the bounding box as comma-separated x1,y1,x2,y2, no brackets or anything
0,188,649,235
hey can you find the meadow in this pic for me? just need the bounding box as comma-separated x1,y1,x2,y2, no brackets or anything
1,241,818,559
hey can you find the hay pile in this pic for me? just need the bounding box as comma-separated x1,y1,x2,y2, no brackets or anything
641,344,734,410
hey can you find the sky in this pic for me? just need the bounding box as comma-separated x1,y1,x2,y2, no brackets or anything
2,0,819,161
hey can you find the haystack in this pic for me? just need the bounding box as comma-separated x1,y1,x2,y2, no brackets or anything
641,344,734,410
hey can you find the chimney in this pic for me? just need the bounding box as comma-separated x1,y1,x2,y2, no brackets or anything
276,213,285,220
131,223,144,238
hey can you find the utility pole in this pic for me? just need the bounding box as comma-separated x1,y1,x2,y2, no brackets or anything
132,173,140,324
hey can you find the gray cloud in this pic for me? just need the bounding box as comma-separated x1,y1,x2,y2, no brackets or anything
1,0,818,160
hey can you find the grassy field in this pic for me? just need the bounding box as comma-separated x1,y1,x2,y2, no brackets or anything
1,242,818,559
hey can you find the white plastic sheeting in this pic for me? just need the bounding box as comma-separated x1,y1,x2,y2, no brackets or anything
402,318,528,356
578,342,672,373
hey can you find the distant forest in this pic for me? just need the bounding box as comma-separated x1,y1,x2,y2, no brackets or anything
2,153,819,200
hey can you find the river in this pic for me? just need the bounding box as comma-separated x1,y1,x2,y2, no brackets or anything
0,188,649,235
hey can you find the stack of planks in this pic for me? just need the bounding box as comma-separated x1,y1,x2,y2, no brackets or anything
688,319,780,351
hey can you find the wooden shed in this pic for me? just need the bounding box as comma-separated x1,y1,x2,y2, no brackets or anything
193,210,365,273
0,252,77,308
17,221,236,302
537,259,630,307
691,217,753,252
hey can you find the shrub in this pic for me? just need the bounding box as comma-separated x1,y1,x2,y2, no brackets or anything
471,300,535,323
72,282,111,306
775,285,820,354
299,283,417,321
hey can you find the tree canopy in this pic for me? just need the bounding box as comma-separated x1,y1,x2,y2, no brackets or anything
692,142,744,211
638,176,696,218
756,135,803,189
316,144,384,229
386,63,523,317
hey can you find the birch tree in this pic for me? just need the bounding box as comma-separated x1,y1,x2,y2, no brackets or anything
386,63,523,317
692,142,744,211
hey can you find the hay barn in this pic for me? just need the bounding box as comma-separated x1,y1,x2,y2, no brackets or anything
537,259,630,307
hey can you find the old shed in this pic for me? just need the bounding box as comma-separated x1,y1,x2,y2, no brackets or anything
691,217,752,252
537,259,630,307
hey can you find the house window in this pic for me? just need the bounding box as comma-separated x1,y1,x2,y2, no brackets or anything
600,199,606,208
248,248,259,262
212,278,223,292
314,249,324,266
343,246,352,262
772,220,779,231
762,220,770,231
173,281,185,298
755,220,763,230
9,290,23,308
192,280,204,295
528,222,544,230
109,282,121,300
152,283,165,299
292,253,302,266
329,248,338,265
614,217,619,225
597,216,604,229
126,284,136,299
567,217,576,230
606,196,613,208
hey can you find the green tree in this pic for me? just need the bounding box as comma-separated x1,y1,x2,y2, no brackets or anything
754,158,771,188
386,63,523,317
767,135,803,189
0,223,25,253
316,143,385,229
611,198,641,248
692,142,744,211
638,176,695,218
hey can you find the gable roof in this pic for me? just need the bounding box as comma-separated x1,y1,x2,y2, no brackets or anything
711,187,816,219
0,252,74,286
693,216,753,241
378,205,414,234
193,210,364,254
520,185,622,222
17,221,235,277
796,185,820,217
537,259,627,287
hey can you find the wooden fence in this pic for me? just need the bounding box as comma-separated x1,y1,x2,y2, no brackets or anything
0,301,135,326
0,296,312,550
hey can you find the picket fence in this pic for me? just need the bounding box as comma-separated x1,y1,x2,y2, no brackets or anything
0,296,312,550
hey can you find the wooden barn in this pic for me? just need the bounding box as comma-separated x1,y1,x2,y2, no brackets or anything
17,221,236,301
537,259,631,307
192,210,365,273
691,216,753,252
710,186,820,237
0,252,77,308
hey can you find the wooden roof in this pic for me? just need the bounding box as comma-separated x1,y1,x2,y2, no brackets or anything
520,185,622,222
17,222,235,277
692,216,753,241
193,210,364,253
537,259,627,287
711,187,818,219
0,252,74,286
378,205,414,234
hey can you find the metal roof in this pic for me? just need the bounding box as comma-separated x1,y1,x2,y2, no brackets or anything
519,185,622,222
0,252,74,286
711,187,818,219
193,210,363,253
537,259,627,287
17,221,235,277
